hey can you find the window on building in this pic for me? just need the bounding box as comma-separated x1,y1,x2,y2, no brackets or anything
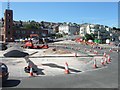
31,31,34,34
16,31,20,33
16,31,17,33
22,31,26,34
8,13,10,16
8,25,10,28
8,31,10,34
8,19,10,22
36,31,39,34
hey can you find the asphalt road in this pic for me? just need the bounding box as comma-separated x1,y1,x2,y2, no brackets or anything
2,43,119,88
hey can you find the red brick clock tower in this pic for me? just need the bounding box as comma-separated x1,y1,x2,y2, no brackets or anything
3,1,14,42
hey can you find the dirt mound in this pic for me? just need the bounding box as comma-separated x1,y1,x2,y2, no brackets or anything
6,45,23,52
4,50,29,57
43,48,72,54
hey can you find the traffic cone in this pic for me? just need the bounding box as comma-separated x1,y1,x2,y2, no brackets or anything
103,52,106,57
65,62,69,74
109,49,112,52
93,59,97,68
89,49,92,52
104,58,108,64
96,51,98,54
108,55,111,62
94,50,98,54
101,58,105,66
29,66,34,77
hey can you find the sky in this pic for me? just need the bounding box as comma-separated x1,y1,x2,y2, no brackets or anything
1,2,118,28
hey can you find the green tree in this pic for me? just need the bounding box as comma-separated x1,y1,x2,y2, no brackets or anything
90,33,95,39
84,33,94,41
23,20,40,29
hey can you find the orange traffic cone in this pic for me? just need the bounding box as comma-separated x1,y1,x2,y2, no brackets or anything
29,66,34,77
109,49,112,52
101,58,105,66
65,62,69,74
94,50,98,54
108,55,111,62
104,58,108,64
103,52,106,57
96,51,98,54
89,49,92,52
93,59,97,68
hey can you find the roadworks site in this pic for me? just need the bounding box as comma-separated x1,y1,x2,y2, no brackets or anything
0,41,109,78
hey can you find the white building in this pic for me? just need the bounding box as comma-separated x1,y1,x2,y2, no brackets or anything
79,24,88,37
58,24,79,35
79,23,110,40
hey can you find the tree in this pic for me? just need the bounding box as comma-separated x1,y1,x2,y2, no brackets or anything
23,20,40,29
84,33,94,41
113,27,116,30
19,20,23,27
90,33,95,39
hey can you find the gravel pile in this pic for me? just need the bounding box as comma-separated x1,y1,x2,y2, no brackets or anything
4,50,29,57
4,45,29,57
6,45,23,52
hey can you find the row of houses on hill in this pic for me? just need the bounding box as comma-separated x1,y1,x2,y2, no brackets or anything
0,9,120,42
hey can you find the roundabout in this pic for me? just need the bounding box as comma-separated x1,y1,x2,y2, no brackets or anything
1,42,111,78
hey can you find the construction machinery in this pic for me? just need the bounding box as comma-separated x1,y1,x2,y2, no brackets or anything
23,34,49,49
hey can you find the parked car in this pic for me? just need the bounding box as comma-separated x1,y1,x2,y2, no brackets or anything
0,63,9,82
